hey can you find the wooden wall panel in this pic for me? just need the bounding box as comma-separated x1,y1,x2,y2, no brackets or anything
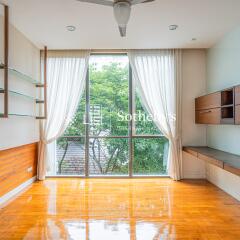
0,143,38,197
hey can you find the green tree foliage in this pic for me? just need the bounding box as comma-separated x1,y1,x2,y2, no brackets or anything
57,60,168,175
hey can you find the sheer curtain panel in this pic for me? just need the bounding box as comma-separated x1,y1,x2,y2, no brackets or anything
38,50,90,180
128,49,182,180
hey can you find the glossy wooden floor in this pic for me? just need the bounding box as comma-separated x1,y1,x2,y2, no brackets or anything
0,178,240,240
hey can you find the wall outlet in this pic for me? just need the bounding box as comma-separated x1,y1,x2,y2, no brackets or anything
27,167,33,173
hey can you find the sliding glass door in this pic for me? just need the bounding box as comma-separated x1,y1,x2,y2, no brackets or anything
55,54,168,177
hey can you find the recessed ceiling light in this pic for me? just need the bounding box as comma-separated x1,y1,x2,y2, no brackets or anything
169,25,178,31
66,25,76,31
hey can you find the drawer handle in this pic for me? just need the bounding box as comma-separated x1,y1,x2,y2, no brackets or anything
199,110,212,114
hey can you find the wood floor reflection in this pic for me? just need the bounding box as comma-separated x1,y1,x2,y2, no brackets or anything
0,178,240,239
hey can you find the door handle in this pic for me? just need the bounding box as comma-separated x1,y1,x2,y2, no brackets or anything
199,110,212,114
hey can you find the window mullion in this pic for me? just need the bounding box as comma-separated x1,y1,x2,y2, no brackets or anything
129,65,133,177
85,69,90,177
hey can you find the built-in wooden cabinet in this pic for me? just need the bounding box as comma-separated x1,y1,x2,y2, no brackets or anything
195,85,240,125
195,92,221,110
221,88,234,124
235,85,240,105
235,86,240,124
235,105,240,125
195,92,221,124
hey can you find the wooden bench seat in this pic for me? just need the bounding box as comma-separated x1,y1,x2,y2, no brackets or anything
183,146,240,176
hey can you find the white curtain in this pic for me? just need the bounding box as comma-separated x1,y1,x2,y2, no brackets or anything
38,50,90,180
128,49,182,180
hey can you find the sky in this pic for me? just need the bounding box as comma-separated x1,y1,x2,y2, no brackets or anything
89,55,129,70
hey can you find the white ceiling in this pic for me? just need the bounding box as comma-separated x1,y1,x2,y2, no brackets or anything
2,0,240,49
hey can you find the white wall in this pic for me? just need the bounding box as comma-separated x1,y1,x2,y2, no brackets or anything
181,49,207,179
0,10,40,150
206,26,240,200
207,26,240,155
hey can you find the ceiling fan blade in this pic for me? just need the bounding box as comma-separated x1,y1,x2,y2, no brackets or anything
119,26,126,37
76,0,113,7
131,0,154,5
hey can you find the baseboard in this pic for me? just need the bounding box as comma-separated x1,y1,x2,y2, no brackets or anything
0,176,36,207
182,171,206,179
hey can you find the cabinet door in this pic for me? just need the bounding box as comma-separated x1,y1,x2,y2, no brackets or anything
196,108,221,124
235,85,240,105
195,92,221,110
235,105,240,125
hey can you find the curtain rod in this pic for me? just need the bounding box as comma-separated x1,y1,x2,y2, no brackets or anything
40,49,128,54
40,48,206,54
41,48,183,51
42,49,127,53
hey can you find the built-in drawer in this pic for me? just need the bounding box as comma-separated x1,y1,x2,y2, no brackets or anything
235,85,240,105
196,108,221,124
195,92,221,111
235,105,240,125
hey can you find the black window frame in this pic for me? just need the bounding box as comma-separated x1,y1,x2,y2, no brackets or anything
56,53,168,177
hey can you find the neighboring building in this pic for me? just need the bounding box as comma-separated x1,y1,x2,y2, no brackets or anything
57,139,109,175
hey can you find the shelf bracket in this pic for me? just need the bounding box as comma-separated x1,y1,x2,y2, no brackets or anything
36,100,45,104
36,84,45,88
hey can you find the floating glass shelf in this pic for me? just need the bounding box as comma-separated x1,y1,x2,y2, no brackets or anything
8,113,36,118
0,65,42,85
8,67,41,85
0,113,45,118
0,88,43,102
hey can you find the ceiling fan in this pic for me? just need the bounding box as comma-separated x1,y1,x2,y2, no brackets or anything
76,0,155,37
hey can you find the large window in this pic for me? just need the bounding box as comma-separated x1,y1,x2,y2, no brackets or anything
55,54,168,176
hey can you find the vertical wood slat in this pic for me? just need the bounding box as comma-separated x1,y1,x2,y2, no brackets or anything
0,143,38,197
0,4,9,118
4,5,9,118
43,46,47,119
235,85,240,106
235,105,240,125
36,46,47,119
